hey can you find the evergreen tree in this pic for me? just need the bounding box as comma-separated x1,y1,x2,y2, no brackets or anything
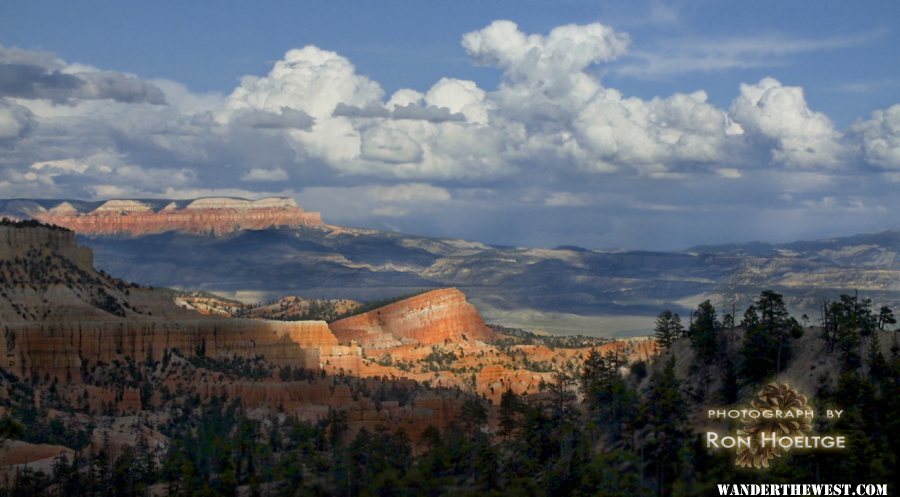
740,304,759,329
878,306,896,330
822,294,879,368
673,313,686,338
641,357,689,496
580,348,635,441
722,312,735,329
498,388,525,440
740,290,802,383
689,300,721,364
655,310,679,349
0,416,23,443
866,333,888,380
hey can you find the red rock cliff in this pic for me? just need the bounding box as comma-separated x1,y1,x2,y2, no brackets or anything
29,197,323,237
328,288,495,348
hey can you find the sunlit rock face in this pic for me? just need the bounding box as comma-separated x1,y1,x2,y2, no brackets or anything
5,197,323,237
0,222,661,451
329,288,495,348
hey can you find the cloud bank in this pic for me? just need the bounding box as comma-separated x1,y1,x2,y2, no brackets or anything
0,20,898,249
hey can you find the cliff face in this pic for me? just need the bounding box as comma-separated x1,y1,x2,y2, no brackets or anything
0,222,521,460
1,318,340,380
329,288,495,348
0,223,649,408
16,197,323,237
0,225,93,269
0,221,666,467
0,223,347,380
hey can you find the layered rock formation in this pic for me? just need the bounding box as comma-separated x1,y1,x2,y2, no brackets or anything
0,222,93,269
3,219,600,475
1,319,347,381
2,197,323,237
329,288,495,348
0,223,653,408
0,218,672,484
14,195,893,332
0,223,349,380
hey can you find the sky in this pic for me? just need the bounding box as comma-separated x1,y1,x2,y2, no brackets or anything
0,0,898,250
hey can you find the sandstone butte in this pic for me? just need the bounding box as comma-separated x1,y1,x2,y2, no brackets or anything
329,288,495,348
15,197,323,237
0,224,497,386
0,222,657,473
0,223,475,462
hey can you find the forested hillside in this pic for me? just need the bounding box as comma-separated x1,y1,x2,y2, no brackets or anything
3,289,895,496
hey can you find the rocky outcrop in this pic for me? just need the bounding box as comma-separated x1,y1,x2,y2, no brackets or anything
0,440,75,481
0,224,93,269
0,318,346,380
173,293,361,321
0,223,351,379
246,296,361,321
0,220,672,465
0,222,542,456
17,197,323,237
329,288,495,348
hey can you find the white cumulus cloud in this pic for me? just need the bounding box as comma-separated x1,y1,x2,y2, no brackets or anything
225,46,383,119
462,20,630,83
360,127,424,164
851,104,900,170
730,77,845,168
0,21,897,249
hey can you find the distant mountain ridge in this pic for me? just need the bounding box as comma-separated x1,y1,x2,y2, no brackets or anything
690,229,900,261
0,220,656,409
4,197,898,335
0,197,323,236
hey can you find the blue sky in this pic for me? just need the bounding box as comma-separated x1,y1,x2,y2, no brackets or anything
3,1,898,125
1,1,898,249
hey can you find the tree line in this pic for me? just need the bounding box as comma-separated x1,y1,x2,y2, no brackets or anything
1,290,897,496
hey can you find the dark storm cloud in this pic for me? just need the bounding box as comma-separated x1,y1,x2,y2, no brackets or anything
0,97,34,142
76,70,167,104
0,63,83,103
0,61,166,105
0,45,166,105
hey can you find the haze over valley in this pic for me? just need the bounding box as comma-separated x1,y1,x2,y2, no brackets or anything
3,197,897,337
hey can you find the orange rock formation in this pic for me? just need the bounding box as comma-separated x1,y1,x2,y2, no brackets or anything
329,288,495,348
0,222,659,455
29,197,322,236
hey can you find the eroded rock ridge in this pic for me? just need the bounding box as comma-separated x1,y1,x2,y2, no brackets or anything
1,197,322,236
